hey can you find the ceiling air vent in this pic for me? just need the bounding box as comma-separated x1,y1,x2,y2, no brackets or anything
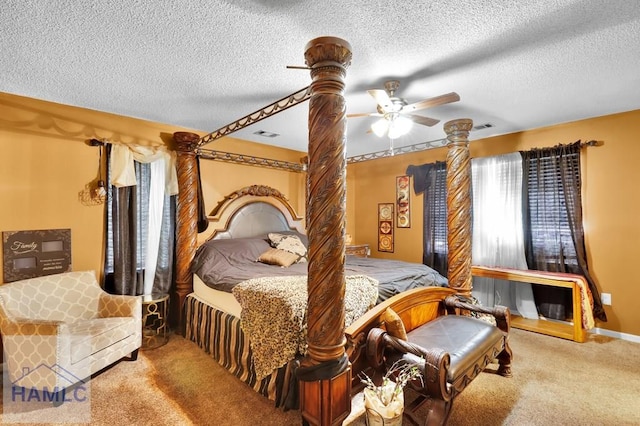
473,123,494,131
253,130,279,138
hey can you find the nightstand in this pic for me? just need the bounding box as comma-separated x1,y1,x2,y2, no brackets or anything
141,292,169,350
346,244,370,258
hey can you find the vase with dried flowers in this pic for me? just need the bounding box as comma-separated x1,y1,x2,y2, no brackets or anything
360,360,423,425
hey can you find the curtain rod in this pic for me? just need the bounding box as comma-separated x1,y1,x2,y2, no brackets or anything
580,139,601,147
526,139,601,152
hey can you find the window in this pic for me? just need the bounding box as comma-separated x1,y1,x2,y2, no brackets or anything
524,153,579,269
430,166,448,254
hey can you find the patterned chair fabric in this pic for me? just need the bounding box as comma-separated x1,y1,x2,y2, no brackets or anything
0,271,142,393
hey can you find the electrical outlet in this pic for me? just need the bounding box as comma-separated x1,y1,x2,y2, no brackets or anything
601,292,612,306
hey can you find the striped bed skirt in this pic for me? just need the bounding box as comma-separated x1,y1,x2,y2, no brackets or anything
184,294,297,408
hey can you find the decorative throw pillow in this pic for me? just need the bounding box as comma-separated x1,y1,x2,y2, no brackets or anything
267,233,307,263
257,248,300,268
382,307,408,340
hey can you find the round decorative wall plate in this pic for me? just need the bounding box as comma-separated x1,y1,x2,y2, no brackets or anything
379,205,392,220
379,221,392,234
379,235,392,250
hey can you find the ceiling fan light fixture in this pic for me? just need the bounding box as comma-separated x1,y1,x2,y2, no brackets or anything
371,118,389,137
388,115,413,139
355,80,459,140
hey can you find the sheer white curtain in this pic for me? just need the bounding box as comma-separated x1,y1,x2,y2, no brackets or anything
471,153,538,319
143,160,166,295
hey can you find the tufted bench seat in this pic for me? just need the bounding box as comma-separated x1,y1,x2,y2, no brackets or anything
404,314,510,385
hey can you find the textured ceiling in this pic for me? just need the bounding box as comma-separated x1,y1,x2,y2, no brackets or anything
2,0,640,157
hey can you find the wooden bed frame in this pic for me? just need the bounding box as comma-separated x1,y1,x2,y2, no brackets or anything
169,36,592,425
169,36,475,426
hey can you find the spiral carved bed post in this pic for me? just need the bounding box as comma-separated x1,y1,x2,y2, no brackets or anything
444,119,473,298
172,131,200,330
298,36,352,426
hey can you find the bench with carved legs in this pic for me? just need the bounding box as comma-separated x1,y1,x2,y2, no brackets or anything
345,286,512,426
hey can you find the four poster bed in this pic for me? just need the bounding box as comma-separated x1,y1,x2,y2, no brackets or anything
169,36,596,425
183,185,448,407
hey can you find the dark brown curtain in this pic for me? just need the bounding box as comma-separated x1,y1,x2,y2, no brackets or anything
196,156,208,233
406,161,448,276
103,145,176,296
154,192,176,294
521,141,607,322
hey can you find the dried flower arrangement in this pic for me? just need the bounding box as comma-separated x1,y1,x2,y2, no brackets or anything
359,360,423,420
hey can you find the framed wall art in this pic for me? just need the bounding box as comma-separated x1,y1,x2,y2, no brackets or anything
378,203,394,253
396,175,411,228
2,228,71,282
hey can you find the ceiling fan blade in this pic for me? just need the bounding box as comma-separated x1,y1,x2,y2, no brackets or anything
403,92,460,112
367,89,393,112
347,112,382,118
406,114,440,127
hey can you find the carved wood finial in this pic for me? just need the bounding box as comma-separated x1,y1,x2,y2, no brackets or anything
444,119,473,141
173,131,200,154
443,119,473,298
304,36,352,77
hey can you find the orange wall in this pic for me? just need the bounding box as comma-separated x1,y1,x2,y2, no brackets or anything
348,109,640,337
3,91,638,337
0,92,306,282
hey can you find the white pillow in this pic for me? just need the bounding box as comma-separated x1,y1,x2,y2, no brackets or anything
267,233,307,263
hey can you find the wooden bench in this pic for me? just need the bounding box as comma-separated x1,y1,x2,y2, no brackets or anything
471,266,593,343
345,286,512,425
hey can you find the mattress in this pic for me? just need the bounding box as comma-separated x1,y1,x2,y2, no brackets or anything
193,273,242,317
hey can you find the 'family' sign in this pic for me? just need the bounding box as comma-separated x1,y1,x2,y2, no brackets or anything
2,229,71,282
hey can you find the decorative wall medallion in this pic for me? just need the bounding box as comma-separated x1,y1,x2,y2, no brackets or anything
396,175,411,228
378,203,394,253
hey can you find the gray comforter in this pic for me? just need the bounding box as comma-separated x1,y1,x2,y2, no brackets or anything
191,236,448,303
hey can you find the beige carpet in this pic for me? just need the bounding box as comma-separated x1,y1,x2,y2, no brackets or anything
0,346,192,425
348,330,640,426
2,328,640,425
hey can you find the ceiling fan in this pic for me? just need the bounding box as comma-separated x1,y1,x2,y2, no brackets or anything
348,80,460,139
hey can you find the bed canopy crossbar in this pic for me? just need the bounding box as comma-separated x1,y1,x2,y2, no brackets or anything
196,138,600,171
196,86,311,149
347,137,448,163
346,138,600,164
196,147,306,172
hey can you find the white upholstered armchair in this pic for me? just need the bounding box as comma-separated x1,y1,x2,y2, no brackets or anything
0,270,141,398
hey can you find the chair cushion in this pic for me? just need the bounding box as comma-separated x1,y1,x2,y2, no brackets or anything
407,315,505,381
68,318,137,364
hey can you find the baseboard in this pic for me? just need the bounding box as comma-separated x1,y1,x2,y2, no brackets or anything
590,327,640,343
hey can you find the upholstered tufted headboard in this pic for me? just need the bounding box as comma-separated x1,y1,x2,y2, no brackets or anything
196,185,305,246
